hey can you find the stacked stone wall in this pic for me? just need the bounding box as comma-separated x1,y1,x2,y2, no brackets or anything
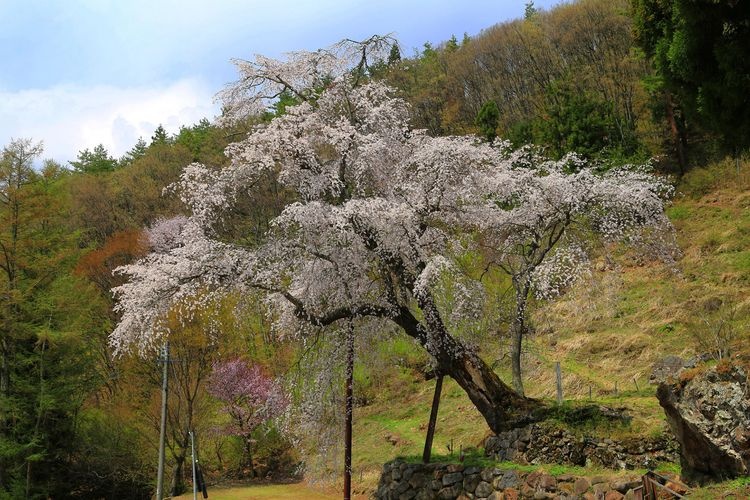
484,423,677,470
375,460,645,499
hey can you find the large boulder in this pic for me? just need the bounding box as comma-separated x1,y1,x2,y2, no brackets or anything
657,363,750,484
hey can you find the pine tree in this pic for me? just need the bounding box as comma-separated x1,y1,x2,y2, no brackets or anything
476,101,500,142
150,125,171,146
69,144,117,173
119,137,148,166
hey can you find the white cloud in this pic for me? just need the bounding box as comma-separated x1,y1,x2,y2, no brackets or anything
0,0,563,165
0,78,219,163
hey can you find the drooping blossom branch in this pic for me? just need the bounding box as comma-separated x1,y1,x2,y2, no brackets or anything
464,151,677,395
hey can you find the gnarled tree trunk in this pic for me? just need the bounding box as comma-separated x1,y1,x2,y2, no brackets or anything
303,220,542,435
394,297,539,434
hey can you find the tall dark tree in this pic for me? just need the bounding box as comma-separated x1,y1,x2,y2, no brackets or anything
151,125,171,146
0,139,105,496
0,138,42,399
476,101,500,143
632,0,750,153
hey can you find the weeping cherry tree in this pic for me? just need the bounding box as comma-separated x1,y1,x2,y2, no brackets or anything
110,36,676,438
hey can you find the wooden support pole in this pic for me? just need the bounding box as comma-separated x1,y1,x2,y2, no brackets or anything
344,323,354,500
422,374,444,464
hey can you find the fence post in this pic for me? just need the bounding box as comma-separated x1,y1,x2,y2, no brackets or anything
555,362,563,405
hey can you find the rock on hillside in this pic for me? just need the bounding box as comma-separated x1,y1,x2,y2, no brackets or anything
657,363,750,484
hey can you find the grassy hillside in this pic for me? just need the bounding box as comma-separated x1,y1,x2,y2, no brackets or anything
340,158,750,493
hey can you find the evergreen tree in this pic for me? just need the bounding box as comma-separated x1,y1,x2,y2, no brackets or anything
534,83,617,159
0,139,103,496
524,1,538,20
476,101,500,142
270,91,301,118
119,137,148,166
69,144,117,174
387,43,401,65
150,124,171,146
446,34,459,52
632,0,750,153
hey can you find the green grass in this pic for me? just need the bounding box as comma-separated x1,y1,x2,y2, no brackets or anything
353,376,489,473
666,205,691,220
397,449,497,468
172,482,343,499
688,476,750,500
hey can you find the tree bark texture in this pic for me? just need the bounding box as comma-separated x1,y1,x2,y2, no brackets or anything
294,221,542,435
510,279,531,397
394,297,538,434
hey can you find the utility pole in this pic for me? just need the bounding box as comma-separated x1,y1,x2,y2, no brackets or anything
156,341,169,500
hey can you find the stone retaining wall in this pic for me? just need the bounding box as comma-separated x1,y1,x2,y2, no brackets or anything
375,460,644,500
484,423,678,470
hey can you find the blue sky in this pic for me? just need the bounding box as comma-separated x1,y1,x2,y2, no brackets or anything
0,0,559,162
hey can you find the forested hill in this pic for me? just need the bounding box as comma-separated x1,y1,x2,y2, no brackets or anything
0,0,748,498
383,0,651,162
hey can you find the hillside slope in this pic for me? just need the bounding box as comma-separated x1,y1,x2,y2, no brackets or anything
346,158,749,493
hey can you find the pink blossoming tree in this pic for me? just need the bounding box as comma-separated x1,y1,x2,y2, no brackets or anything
206,358,286,476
